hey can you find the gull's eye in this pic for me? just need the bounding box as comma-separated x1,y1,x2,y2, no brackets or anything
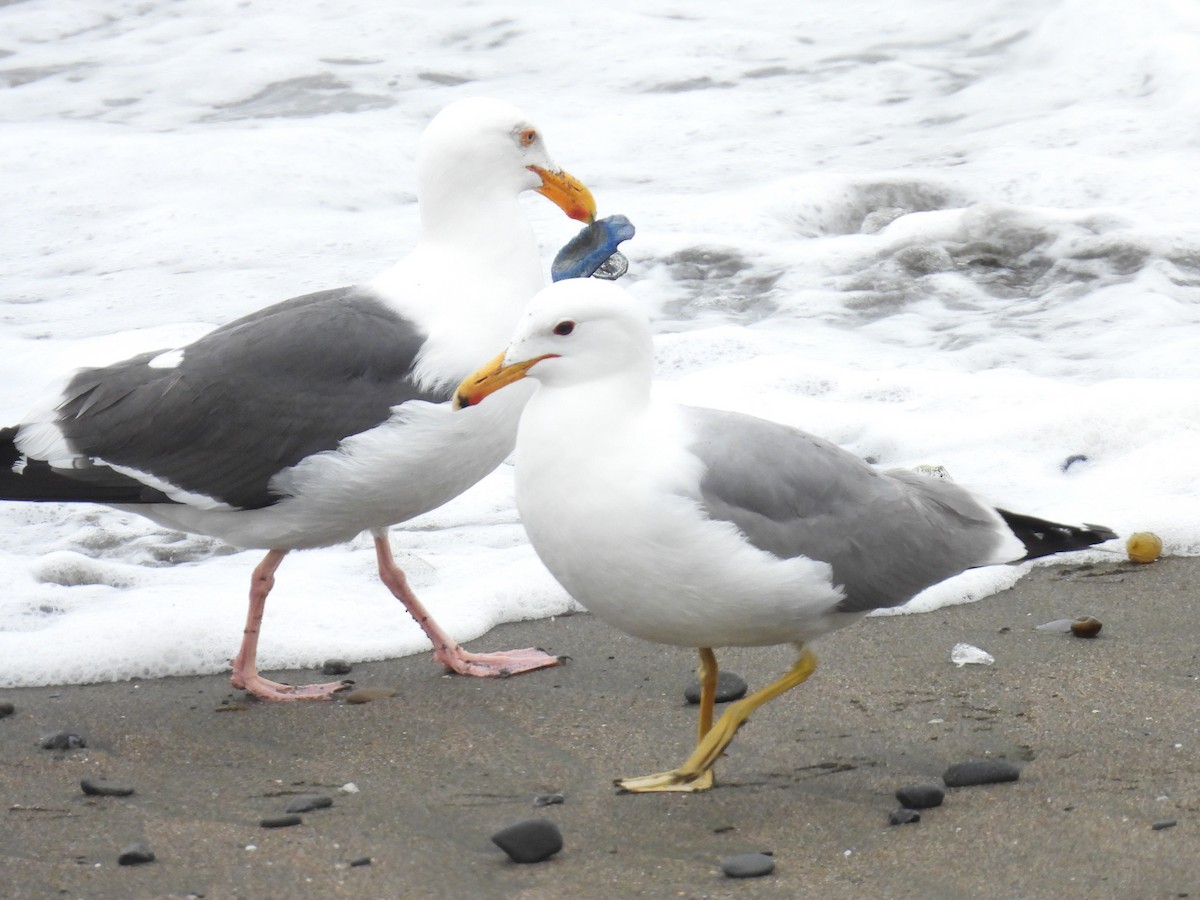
518,127,538,147
553,320,575,336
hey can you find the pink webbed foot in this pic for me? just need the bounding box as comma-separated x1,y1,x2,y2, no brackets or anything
434,645,562,678
229,672,350,700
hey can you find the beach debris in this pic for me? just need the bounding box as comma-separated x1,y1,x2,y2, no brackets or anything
343,687,397,704
532,792,565,807
339,782,360,794
491,818,563,863
950,643,994,667
1060,454,1089,472
81,777,135,797
895,783,945,809
1126,532,1162,564
913,464,953,481
260,814,303,828
285,794,333,814
39,731,86,750
322,659,352,676
1152,819,1177,831
943,759,1020,787
1035,618,1074,633
720,852,776,878
551,215,635,282
0,700,14,718
888,808,921,826
117,842,156,866
349,856,372,867
684,670,748,704
1069,616,1103,638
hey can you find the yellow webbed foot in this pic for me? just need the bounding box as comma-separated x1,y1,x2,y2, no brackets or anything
615,768,715,793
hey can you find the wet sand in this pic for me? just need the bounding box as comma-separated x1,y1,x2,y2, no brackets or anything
1,556,1195,899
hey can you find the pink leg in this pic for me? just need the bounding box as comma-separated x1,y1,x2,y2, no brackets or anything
373,533,560,677
229,549,352,701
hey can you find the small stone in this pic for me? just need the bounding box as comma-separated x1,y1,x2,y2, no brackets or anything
285,794,333,814
260,814,303,828
343,687,397,704
532,792,565,807
0,701,14,718
720,852,775,878
1070,616,1103,638
1152,819,1177,831
888,808,921,825
117,842,155,866
895,783,944,809
490,819,563,863
349,856,372,867
684,671,748,704
943,759,1021,787
322,659,352,676
81,777,135,797
1126,532,1162,564
39,731,86,750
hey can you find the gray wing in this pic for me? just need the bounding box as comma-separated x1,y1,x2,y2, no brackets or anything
685,407,1010,613
52,287,446,510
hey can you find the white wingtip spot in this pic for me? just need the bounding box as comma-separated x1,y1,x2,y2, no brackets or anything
148,349,184,369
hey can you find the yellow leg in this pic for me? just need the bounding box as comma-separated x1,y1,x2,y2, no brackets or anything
616,646,818,794
696,647,718,741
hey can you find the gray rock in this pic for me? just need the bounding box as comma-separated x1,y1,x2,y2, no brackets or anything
285,794,333,813
888,807,921,825
895,783,945,809
721,852,775,878
0,700,14,718
260,814,303,828
117,842,155,866
684,671,748,704
39,731,86,750
81,777,135,797
943,759,1020,787
491,819,563,863
349,856,372,867
322,659,352,676
532,792,565,807
1152,819,1177,831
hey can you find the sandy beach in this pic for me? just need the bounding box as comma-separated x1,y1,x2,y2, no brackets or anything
1,554,1195,899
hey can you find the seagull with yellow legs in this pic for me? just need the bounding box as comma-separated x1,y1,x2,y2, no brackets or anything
456,278,1117,792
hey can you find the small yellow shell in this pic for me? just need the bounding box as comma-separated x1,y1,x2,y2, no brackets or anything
1126,532,1163,564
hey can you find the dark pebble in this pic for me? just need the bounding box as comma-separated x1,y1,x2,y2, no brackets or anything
322,659,352,676
117,842,155,866
888,808,921,826
349,856,372,867
720,852,775,879
1152,819,1177,831
260,814,303,828
81,777,135,797
491,819,563,863
285,794,333,814
895,783,945,809
40,731,86,750
943,759,1021,787
0,701,14,718
532,792,565,807
1070,616,1103,638
343,687,397,704
684,671,748,704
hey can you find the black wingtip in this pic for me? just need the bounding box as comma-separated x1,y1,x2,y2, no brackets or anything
997,508,1117,561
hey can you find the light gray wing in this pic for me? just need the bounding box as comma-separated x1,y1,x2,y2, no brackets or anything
685,407,1010,613
52,286,446,510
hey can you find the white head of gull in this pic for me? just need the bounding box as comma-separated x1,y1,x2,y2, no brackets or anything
0,97,596,701
456,278,1118,792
